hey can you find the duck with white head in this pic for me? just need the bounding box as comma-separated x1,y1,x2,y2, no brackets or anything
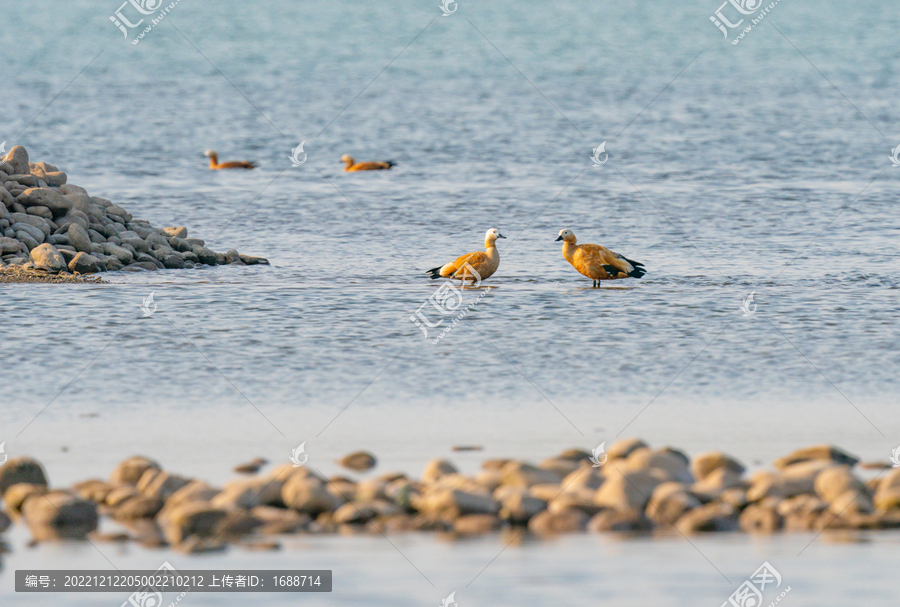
426,228,505,283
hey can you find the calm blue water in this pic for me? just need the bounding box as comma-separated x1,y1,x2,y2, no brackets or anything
2,0,900,604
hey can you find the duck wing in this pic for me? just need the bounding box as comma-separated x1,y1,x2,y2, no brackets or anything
573,244,641,279
219,160,256,169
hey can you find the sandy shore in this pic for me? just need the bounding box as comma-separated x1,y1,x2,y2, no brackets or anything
0,266,104,284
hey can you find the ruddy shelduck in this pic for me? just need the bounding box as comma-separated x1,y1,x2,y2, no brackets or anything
341,154,395,171
556,229,646,287
204,150,256,170
427,228,505,282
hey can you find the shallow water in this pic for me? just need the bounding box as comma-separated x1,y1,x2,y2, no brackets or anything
3,523,900,607
2,0,900,605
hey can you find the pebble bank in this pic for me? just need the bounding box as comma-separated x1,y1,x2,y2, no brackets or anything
1,440,898,554
0,145,268,276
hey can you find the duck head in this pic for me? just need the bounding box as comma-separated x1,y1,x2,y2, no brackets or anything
485,228,506,246
556,229,576,243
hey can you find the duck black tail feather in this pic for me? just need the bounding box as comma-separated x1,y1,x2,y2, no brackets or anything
622,257,646,278
386,161,396,168
426,267,443,279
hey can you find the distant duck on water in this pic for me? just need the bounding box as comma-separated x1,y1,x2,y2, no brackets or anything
341,154,395,171
204,149,257,170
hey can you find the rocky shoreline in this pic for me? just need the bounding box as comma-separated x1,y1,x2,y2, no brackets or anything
1,440,898,554
0,145,268,278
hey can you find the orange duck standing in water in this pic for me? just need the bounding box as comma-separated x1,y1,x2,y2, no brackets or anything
204,149,257,170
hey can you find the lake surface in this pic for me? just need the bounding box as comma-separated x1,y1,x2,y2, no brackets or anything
2,0,899,605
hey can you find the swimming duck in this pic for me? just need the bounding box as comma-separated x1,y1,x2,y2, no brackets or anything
341,154,395,171
204,150,256,170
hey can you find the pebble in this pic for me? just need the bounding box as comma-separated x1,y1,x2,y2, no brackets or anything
587,509,652,532
774,445,859,469
159,501,231,545
281,476,343,515
453,514,502,535
137,469,191,501
109,456,160,486
233,458,268,475
211,477,284,510
739,503,783,533
66,223,92,252
691,452,746,481
338,451,377,471
71,479,115,503
0,458,49,496
594,469,666,513
26,205,52,220
500,461,562,487
101,242,133,264
163,226,188,238
0,236,24,254
68,252,101,274
11,222,44,244
29,243,66,272
675,503,738,534
422,459,458,483
528,508,589,534
22,491,98,541
3,483,49,515
17,187,72,214
4,146,30,174
496,487,546,523
646,482,701,524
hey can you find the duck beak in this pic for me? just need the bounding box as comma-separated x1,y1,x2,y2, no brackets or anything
555,235,563,241
498,234,506,239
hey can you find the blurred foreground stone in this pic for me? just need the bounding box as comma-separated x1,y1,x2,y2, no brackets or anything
2,442,899,550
